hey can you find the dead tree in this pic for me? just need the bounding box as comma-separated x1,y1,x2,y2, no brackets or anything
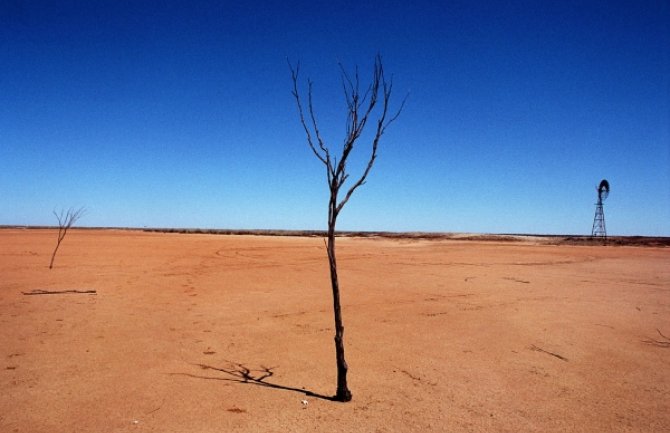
49,207,85,269
290,55,405,402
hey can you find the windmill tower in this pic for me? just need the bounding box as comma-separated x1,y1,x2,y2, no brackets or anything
591,179,610,237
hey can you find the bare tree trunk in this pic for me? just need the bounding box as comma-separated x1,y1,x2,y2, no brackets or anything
327,189,352,402
49,237,63,269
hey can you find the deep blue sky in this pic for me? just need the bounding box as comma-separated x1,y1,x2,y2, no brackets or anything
1,1,668,235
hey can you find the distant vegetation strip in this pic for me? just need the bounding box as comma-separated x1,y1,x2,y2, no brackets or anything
2,225,669,246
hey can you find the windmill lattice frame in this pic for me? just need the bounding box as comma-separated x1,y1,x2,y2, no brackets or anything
591,179,609,237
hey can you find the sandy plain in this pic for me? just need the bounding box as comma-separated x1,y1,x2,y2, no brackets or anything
0,228,668,433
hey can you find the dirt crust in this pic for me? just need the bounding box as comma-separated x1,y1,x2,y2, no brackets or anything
1,229,668,432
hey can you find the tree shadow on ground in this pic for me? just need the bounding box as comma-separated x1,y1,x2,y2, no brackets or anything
175,360,337,401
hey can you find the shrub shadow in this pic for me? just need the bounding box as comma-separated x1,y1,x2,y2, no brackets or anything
175,360,336,401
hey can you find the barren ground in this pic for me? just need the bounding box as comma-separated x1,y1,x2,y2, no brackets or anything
1,229,668,432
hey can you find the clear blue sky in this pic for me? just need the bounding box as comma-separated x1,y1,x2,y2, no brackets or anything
1,0,668,235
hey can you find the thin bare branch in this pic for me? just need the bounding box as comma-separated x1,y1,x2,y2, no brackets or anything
336,148,377,214
290,88,323,163
289,62,328,167
336,58,406,214
384,92,409,130
339,62,355,110
49,206,85,269
307,80,333,173
289,61,337,184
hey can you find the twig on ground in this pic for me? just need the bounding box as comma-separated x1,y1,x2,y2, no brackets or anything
530,344,568,361
22,289,97,296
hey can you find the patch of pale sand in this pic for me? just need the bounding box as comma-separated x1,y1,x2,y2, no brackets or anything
0,229,669,432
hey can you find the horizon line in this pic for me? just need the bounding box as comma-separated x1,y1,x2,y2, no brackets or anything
2,225,668,242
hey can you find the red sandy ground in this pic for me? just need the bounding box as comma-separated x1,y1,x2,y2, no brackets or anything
1,229,668,433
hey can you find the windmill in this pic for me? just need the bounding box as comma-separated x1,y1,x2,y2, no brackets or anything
591,179,610,237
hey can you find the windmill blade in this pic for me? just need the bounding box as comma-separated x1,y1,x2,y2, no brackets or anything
598,179,610,201
599,179,610,193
